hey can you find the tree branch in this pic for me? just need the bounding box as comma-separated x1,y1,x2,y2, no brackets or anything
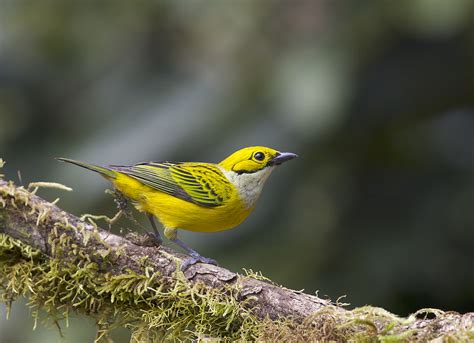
0,177,472,341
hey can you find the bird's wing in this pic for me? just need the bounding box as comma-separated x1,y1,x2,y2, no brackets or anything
109,162,233,207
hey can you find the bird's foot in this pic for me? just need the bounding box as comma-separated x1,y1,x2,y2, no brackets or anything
125,232,162,247
145,232,162,246
181,254,218,271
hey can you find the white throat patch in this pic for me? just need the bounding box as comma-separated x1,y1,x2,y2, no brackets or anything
220,167,275,208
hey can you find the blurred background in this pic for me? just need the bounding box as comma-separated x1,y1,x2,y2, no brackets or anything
1,1,473,341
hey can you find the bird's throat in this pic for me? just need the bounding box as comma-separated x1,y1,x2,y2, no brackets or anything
220,167,274,208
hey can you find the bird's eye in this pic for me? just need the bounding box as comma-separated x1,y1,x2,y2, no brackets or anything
253,152,265,161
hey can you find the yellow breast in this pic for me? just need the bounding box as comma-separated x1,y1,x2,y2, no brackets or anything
113,173,253,232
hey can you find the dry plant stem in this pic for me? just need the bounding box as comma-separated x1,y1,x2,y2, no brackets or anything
0,179,330,321
1,177,473,341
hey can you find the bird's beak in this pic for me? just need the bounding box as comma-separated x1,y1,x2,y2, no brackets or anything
268,152,298,166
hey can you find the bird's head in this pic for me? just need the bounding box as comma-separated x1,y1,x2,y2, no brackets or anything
218,146,297,207
219,146,298,174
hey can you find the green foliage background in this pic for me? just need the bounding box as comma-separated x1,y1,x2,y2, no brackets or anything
0,1,473,341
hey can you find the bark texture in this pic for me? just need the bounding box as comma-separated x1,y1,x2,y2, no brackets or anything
0,178,473,341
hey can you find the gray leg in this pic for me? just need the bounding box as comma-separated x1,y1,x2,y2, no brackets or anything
171,237,218,270
147,214,163,246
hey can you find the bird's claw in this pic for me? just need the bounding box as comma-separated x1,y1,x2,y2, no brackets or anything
181,255,218,271
145,232,162,246
125,232,162,247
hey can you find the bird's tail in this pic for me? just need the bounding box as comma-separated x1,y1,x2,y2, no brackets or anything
56,158,117,179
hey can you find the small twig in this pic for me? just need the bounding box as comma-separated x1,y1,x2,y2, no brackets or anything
27,182,73,192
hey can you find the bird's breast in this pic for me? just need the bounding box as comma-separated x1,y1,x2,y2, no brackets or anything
112,171,257,232
146,192,253,232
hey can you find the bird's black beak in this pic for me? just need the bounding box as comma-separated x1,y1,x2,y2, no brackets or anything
268,152,298,166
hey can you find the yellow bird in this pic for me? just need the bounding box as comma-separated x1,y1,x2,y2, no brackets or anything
58,146,297,269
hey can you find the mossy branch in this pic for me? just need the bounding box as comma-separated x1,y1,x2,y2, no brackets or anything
0,175,473,341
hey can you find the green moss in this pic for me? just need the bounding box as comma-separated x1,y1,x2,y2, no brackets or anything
1,174,472,341
2,232,474,342
0,233,258,341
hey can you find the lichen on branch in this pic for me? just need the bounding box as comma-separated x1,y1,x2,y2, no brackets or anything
0,167,473,342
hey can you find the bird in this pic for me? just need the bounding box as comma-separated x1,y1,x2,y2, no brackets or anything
57,146,297,270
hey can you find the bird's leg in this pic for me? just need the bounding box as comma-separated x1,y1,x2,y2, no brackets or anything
146,214,163,246
173,238,218,270
164,228,218,270
109,189,162,246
